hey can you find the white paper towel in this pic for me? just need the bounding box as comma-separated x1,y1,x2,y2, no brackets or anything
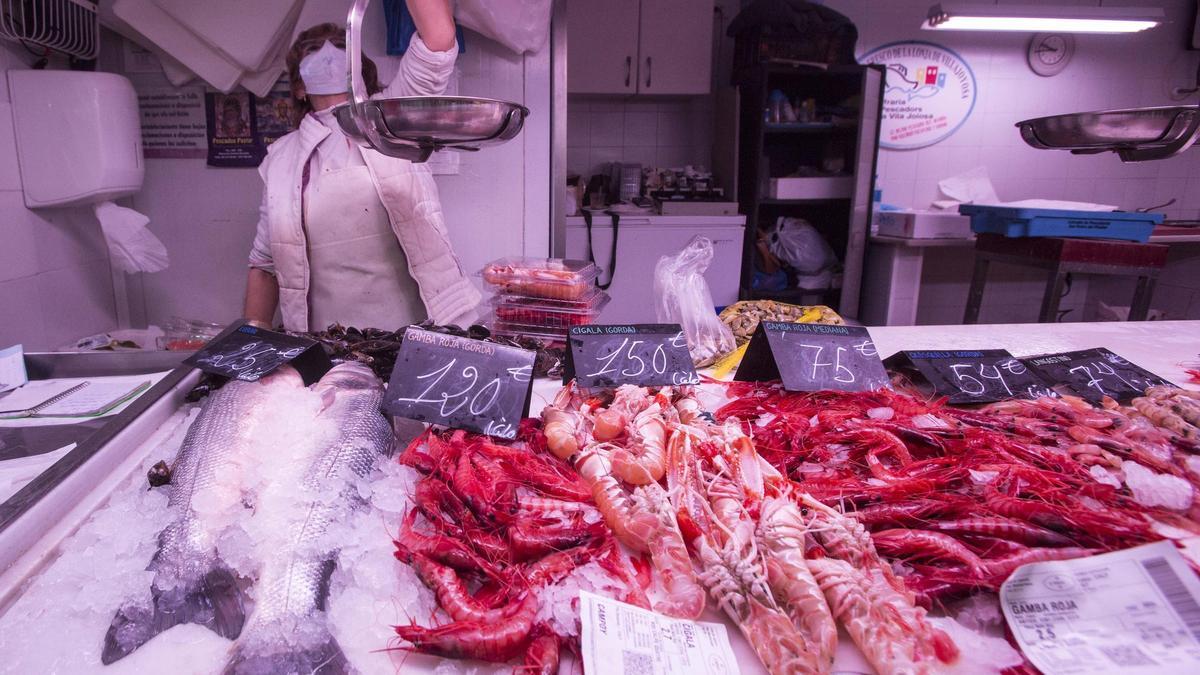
931,166,1119,212
93,201,170,273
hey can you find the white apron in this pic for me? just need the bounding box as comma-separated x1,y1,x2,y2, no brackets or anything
305,163,425,330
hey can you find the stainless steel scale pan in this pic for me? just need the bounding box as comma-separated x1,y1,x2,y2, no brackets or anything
1017,105,1200,162
334,0,530,162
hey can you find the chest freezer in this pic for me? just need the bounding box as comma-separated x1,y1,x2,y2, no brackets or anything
564,214,745,324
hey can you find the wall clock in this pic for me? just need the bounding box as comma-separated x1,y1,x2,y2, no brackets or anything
1028,33,1074,77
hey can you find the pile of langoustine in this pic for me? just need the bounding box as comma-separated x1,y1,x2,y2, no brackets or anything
715,383,1200,609
391,421,648,672
538,384,962,675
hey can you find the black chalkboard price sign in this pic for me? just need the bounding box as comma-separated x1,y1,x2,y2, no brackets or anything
184,321,331,385
735,322,889,392
1021,348,1174,404
565,324,700,388
383,326,536,439
885,349,1055,404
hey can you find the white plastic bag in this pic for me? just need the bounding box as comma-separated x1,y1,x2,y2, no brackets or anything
654,236,736,367
767,217,836,274
455,0,552,55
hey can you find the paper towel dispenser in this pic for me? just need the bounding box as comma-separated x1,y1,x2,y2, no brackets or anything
8,71,144,208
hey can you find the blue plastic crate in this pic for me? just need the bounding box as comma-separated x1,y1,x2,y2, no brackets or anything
958,205,1162,242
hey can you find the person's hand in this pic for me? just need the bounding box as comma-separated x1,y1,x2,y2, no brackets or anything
406,0,455,52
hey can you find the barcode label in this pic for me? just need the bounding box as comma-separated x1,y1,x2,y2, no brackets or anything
622,649,654,675
1142,556,1200,642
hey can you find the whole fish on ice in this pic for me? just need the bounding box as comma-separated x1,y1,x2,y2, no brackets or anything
223,362,394,675
102,366,307,664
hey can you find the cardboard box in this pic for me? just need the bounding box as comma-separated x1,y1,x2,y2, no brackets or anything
768,176,853,200
876,210,973,239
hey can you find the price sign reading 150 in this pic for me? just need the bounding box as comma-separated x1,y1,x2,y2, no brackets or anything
567,324,699,388
585,332,699,385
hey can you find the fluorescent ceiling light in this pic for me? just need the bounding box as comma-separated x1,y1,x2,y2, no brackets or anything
923,3,1163,33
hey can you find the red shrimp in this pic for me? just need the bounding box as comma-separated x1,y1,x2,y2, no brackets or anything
508,516,606,561
954,534,1030,558
929,517,1077,547
847,499,966,528
410,554,520,623
478,441,592,502
395,511,500,577
981,547,1095,587
871,528,987,576
517,494,600,518
395,593,538,663
982,485,1071,531
523,631,560,675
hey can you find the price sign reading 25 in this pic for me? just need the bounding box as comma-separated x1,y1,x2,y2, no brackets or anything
384,327,536,439
184,322,331,384
567,324,699,388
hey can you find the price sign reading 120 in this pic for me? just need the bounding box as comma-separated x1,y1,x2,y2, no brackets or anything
735,322,890,392
566,324,699,388
384,327,536,439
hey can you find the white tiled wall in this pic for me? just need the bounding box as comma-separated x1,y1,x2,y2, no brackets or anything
567,96,714,179
823,0,1200,322
0,42,118,350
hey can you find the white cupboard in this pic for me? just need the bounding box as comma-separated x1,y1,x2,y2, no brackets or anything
567,0,713,95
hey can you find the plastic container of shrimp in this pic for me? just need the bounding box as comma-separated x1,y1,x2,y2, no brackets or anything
488,289,610,328
490,320,570,343
480,257,598,301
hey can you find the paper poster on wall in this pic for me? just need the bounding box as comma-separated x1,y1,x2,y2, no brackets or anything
205,87,296,167
860,41,977,150
138,86,207,159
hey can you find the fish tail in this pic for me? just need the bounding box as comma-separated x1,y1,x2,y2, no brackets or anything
101,566,246,664
222,635,350,675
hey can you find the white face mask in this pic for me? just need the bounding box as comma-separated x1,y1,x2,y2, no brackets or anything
298,41,347,96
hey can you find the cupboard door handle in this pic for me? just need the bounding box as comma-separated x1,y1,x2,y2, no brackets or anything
624,56,631,87
645,57,652,88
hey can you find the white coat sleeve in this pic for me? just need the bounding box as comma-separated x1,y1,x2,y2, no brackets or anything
247,176,275,274
383,34,458,98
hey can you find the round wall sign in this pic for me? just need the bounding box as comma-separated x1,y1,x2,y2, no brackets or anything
860,41,977,150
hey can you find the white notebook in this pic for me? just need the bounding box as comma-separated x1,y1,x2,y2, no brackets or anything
0,380,151,419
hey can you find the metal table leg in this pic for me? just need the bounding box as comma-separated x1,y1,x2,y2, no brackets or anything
1129,275,1157,321
963,256,990,324
1038,268,1068,322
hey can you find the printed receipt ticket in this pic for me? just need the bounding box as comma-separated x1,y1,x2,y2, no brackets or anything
580,591,739,675
1001,540,1200,675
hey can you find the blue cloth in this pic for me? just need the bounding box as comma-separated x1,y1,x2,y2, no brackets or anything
383,0,465,56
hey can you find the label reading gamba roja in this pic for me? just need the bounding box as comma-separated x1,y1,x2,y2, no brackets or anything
383,326,535,439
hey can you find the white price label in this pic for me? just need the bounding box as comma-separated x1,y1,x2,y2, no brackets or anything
580,591,739,675
1001,541,1200,675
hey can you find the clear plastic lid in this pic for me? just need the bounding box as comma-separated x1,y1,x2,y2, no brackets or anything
481,257,598,286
